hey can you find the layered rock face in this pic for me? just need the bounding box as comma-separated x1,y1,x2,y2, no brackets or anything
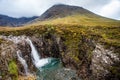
0,34,119,80
92,44,120,80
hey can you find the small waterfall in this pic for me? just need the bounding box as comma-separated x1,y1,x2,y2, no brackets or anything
17,50,29,75
0,35,80,80
26,38,40,65
26,38,53,68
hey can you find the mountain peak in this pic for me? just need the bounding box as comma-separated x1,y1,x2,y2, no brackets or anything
52,4,83,9
52,4,67,6
35,4,91,21
28,4,117,26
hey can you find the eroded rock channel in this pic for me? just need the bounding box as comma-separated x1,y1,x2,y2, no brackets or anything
0,34,119,80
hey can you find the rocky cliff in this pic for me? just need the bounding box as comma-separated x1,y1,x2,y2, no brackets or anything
0,31,119,80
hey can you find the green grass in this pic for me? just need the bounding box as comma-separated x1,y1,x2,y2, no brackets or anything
8,60,18,80
0,13,120,79
0,23,119,79
0,13,120,53
0,24,119,53
29,14,120,27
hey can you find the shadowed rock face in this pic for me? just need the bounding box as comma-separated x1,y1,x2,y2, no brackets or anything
0,34,119,80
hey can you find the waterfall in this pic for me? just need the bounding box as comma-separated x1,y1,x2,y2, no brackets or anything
26,38,61,70
26,38,49,68
17,50,29,75
26,38,40,65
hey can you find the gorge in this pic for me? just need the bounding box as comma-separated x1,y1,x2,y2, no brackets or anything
0,35,81,80
0,31,119,80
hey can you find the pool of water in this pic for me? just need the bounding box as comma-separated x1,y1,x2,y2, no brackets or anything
36,58,80,80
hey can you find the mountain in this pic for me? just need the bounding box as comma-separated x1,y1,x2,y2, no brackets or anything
30,4,96,22
36,4,95,20
29,4,120,26
0,14,38,27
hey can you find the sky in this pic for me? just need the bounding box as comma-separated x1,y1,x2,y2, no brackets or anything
0,0,120,20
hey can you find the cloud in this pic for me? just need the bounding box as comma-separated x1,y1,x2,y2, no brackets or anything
0,0,69,17
99,0,120,19
0,0,119,20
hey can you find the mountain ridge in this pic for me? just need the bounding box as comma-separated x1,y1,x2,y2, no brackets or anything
0,14,38,27
0,4,120,27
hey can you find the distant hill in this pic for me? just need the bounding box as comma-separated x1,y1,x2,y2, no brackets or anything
29,4,120,26
0,14,38,27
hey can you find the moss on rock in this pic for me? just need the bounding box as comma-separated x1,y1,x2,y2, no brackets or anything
8,60,18,80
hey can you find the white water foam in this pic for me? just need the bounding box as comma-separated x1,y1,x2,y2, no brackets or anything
26,38,49,68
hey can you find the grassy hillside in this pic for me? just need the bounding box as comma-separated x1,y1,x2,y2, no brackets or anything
0,4,120,52
0,24,120,53
0,23,120,80
29,4,120,27
29,14,120,27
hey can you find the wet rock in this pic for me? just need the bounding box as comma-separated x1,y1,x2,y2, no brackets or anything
0,35,120,80
91,44,120,80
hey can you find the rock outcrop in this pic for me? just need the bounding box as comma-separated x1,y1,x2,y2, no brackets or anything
0,34,119,80
91,44,120,80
